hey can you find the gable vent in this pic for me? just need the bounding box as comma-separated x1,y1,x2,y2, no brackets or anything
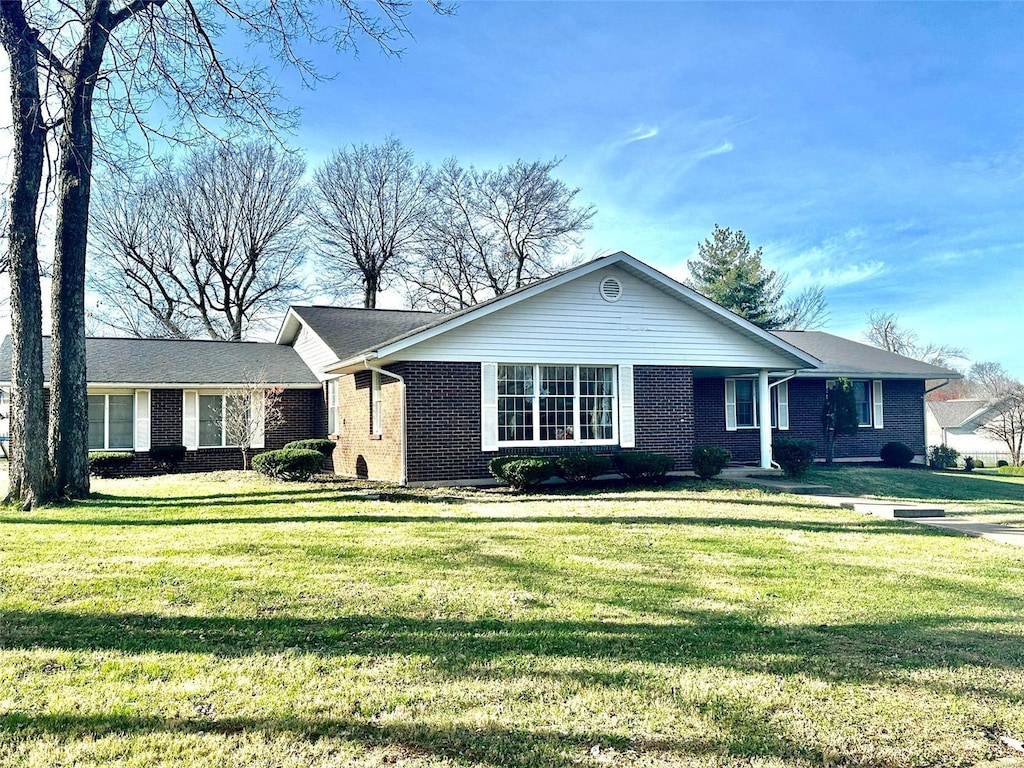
599,276,623,302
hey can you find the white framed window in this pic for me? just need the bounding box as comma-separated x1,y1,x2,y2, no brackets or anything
183,391,249,449
327,379,339,435
371,371,383,436
725,379,788,431
495,364,617,446
88,393,135,450
826,379,884,429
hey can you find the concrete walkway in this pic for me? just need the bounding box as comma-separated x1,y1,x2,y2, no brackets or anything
810,493,1024,549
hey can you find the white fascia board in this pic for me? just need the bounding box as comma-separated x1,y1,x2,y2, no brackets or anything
274,307,303,345
324,353,378,376
9,382,322,390
793,371,962,380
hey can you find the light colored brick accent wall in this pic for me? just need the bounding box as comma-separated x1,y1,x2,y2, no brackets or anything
330,370,404,482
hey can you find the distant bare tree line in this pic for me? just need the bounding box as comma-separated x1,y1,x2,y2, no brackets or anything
88,136,596,338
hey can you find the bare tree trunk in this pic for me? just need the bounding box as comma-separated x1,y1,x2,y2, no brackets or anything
363,274,378,308
49,3,113,498
0,3,56,508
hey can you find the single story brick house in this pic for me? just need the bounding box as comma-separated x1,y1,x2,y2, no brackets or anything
1,252,957,483
277,252,958,484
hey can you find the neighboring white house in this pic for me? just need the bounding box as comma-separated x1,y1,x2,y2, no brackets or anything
925,399,1011,464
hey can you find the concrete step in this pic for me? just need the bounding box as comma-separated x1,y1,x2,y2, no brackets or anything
841,501,945,518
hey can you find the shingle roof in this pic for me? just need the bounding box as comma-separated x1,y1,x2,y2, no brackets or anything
771,331,961,379
926,399,991,428
290,306,439,361
0,335,320,386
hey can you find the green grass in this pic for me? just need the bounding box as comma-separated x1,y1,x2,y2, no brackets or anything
807,466,1024,526
1,470,1024,767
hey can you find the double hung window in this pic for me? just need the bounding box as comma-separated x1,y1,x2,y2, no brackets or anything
88,393,135,450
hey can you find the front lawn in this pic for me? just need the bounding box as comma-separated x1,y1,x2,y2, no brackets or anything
806,466,1024,526
1,472,1023,767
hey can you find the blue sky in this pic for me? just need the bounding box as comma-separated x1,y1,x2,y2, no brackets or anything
283,1,1024,376
1,2,1021,376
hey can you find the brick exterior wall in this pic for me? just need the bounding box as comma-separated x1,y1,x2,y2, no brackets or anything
357,362,700,485
329,370,405,481
103,387,324,476
693,377,927,463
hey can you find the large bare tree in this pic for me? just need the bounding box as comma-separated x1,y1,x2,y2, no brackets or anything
90,142,308,341
408,156,595,312
2,0,450,503
309,137,429,308
864,310,967,368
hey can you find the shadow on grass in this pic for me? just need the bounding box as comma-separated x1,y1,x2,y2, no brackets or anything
0,709,830,767
2,609,1020,685
0,511,947,538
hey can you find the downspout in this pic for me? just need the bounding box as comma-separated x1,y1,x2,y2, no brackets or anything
923,378,951,462
363,357,407,486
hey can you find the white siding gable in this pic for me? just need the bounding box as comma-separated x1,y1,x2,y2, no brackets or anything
292,324,338,381
391,266,800,368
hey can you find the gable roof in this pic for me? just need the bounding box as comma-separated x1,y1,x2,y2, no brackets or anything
0,335,320,387
276,306,438,361
318,251,822,372
771,331,961,379
927,398,995,428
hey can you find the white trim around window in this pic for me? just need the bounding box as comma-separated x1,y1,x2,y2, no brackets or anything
182,390,254,449
724,379,788,431
326,379,339,435
482,363,624,450
88,390,138,451
371,371,383,436
826,379,884,428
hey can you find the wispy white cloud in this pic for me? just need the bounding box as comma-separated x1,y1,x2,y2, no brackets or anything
622,124,659,144
695,141,733,160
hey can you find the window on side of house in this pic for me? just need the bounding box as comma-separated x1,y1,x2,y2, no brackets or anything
327,379,339,434
371,371,383,436
851,380,872,427
196,392,249,448
497,364,617,446
725,379,785,430
87,393,135,450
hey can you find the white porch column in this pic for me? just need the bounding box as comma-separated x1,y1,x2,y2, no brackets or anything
758,369,772,469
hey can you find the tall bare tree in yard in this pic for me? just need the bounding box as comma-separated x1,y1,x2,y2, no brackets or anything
309,137,428,308
90,142,308,341
863,311,966,368
1,1,450,504
968,362,1024,465
408,156,595,311
0,4,54,506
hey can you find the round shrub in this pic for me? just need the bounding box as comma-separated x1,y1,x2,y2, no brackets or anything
928,445,959,470
502,458,556,491
997,464,1024,475
252,448,324,481
283,438,335,458
879,441,915,468
612,451,674,484
691,445,731,480
88,451,134,478
554,453,613,485
772,438,816,479
973,459,985,469
488,455,535,483
998,460,1010,468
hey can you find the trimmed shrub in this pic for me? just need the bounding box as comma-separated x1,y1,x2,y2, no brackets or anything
284,439,335,458
251,448,324,481
998,460,1010,468
973,459,985,469
691,445,731,480
928,445,959,470
502,458,556,491
613,451,674,483
488,455,535,484
554,453,613,485
88,451,134,478
149,444,186,473
772,438,816,479
997,465,1024,475
879,441,915,468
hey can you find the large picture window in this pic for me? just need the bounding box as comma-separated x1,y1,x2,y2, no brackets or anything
198,393,248,448
497,364,616,445
88,393,134,450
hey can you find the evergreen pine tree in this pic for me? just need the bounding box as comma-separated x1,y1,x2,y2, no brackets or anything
686,225,791,329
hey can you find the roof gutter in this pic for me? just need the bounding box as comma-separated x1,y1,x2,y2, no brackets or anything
363,357,407,486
